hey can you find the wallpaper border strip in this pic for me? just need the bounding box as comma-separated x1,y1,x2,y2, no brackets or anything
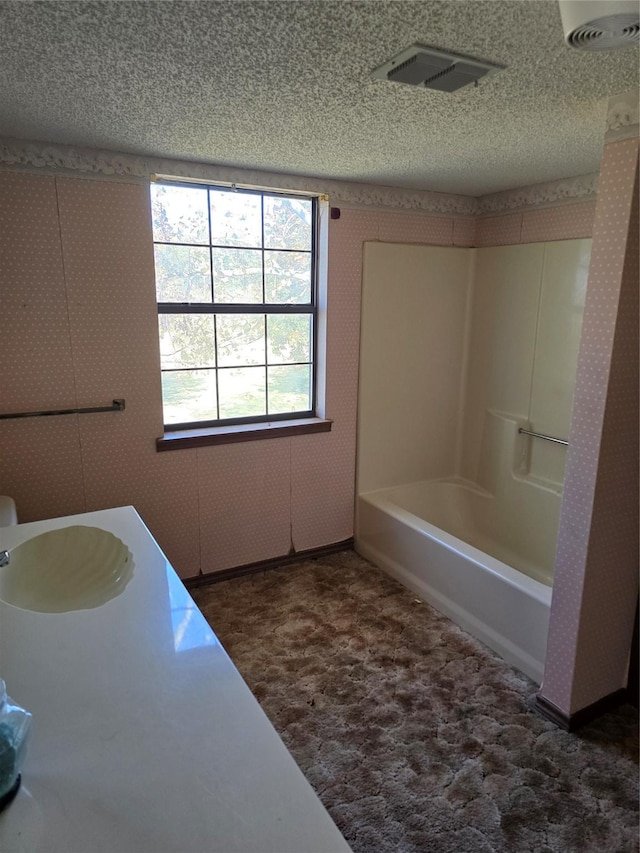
0,136,599,216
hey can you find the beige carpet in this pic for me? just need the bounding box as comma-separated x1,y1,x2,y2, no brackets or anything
192,550,639,853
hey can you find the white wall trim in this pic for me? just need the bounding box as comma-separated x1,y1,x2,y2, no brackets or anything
0,136,599,216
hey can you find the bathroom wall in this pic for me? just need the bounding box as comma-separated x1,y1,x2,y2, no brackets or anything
358,243,473,494
462,239,591,490
527,240,591,484
358,238,590,503
0,170,474,578
461,243,544,486
541,129,639,717
475,201,595,247
0,161,596,579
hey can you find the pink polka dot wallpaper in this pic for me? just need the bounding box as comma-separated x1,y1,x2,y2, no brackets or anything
540,136,639,715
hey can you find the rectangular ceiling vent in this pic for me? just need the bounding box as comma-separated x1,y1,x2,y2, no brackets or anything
371,44,505,93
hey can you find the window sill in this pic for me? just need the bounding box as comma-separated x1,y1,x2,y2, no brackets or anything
156,417,332,452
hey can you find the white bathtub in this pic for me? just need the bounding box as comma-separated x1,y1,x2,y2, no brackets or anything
355,478,556,684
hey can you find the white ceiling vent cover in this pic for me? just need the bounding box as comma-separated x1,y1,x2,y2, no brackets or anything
370,45,505,93
559,0,639,50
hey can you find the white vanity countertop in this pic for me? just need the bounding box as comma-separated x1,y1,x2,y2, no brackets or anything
0,506,351,853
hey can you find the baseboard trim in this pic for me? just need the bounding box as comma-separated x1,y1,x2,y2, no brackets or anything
184,538,355,589
533,688,629,732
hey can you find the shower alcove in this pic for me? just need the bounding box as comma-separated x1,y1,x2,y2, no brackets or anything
355,239,591,682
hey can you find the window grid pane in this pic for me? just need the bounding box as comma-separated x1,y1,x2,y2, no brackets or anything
268,364,312,415
159,314,217,369
161,369,218,426
153,182,316,429
212,249,264,303
154,244,212,303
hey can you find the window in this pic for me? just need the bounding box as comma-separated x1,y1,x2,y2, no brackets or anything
151,180,318,432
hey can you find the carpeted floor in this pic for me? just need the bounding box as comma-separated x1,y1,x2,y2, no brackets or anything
191,550,639,853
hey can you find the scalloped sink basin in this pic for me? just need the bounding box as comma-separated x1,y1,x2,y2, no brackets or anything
0,525,134,613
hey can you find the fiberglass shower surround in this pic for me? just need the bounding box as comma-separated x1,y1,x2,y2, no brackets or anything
355,239,590,682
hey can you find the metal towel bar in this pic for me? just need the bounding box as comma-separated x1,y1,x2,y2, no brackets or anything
0,399,126,421
518,427,568,447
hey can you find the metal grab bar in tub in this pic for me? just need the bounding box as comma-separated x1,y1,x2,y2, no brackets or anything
518,427,568,447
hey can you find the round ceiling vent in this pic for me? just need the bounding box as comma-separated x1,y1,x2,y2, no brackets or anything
567,15,640,50
559,1,640,51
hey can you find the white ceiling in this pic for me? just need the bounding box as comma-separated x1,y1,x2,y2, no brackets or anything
0,0,637,196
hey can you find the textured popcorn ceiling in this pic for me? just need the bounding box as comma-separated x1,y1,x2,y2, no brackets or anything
0,0,637,195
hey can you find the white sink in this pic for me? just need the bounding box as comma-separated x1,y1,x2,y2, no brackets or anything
0,525,133,613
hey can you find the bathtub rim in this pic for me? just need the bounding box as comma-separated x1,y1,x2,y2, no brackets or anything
359,483,554,606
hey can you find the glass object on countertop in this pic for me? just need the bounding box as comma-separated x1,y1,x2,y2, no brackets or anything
0,678,31,811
